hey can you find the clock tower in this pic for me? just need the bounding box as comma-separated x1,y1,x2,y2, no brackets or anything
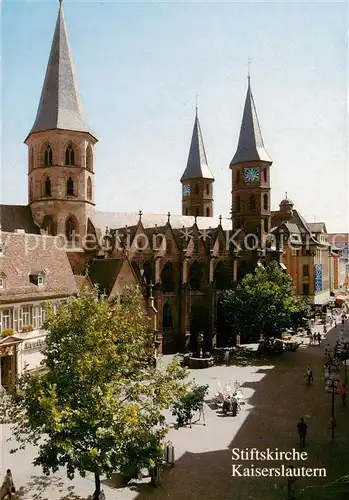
181,108,214,217
230,77,272,241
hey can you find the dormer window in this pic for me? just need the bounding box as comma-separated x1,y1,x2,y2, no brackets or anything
29,272,44,286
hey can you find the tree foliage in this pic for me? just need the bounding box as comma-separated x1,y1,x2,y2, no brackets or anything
219,261,301,342
1,286,189,494
171,384,209,427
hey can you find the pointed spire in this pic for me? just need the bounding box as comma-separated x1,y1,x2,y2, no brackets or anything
230,77,271,166
26,2,96,140
181,107,214,182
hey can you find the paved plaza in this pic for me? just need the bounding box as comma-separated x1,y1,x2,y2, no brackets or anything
1,319,348,500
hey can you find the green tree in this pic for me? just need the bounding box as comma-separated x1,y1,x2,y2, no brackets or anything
0,286,189,498
219,261,301,342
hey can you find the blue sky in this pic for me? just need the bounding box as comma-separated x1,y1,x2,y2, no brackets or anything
2,0,348,232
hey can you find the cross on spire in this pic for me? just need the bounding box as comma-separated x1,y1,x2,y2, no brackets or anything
285,191,288,199
219,215,222,225
138,210,142,221
248,57,252,81
167,212,171,224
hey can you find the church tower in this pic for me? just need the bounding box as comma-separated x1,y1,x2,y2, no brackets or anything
180,108,214,217
230,77,272,240
25,1,97,245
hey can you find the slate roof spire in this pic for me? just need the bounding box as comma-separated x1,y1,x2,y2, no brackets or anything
180,107,214,182
26,1,96,140
230,77,271,166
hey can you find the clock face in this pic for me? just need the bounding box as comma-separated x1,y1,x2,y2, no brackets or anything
183,184,191,196
244,167,260,183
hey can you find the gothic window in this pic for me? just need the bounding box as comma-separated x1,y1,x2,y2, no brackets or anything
87,177,92,200
206,207,210,217
162,302,172,329
194,184,199,195
189,261,203,291
264,217,269,233
214,261,232,290
166,239,173,254
44,145,53,167
263,193,268,211
65,217,77,242
263,168,267,182
66,177,74,196
206,184,209,195
143,261,154,284
42,215,54,235
249,195,256,212
86,145,93,171
44,177,51,197
235,196,241,212
29,178,33,201
236,170,240,184
161,262,175,293
30,148,34,171
65,145,75,166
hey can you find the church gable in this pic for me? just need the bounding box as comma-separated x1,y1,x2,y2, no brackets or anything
128,223,153,260
109,259,140,298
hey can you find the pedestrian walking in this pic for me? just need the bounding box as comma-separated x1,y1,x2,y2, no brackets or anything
313,332,317,344
305,367,313,385
340,384,347,406
224,349,230,366
0,470,15,500
297,418,307,448
317,332,321,345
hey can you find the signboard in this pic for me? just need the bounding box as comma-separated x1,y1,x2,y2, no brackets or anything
333,257,339,289
23,338,45,351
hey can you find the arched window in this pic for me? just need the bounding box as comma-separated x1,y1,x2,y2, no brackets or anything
249,195,256,211
189,261,203,291
87,177,92,200
86,145,93,171
66,177,74,196
264,217,269,233
235,196,241,212
44,145,53,167
30,148,34,171
263,168,267,182
206,184,209,195
143,261,154,284
166,239,173,254
161,262,175,293
214,261,232,290
42,215,54,235
44,177,51,197
162,302,172,329
263,193,268,211
194,184,199,195
206,207,210,217
236,170,240,184
65,145,75,166
65,217,76,242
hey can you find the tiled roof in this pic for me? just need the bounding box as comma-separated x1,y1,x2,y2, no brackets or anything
181,111,214,181
87,258,124,295
0,205,40,234
26,3,96,140
230,78,272,166
92,211,231,233
307,222,327,234
0,232,78,303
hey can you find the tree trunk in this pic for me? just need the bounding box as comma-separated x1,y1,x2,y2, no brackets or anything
94,474,101,500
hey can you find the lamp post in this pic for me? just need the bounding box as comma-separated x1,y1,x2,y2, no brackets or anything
325,367,339,439
148,281,160,363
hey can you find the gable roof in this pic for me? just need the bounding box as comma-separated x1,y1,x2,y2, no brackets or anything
87,258,124,296
230,78,272,166
307,222,327,234
26,3,96,141
0,205,40,234
0,232,78,303
181,111,214,181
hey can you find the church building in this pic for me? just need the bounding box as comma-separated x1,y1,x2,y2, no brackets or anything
1,2,336,354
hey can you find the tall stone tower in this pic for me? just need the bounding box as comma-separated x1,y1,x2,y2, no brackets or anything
25,1,97,245
180,108,214,217
230,77,272,240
